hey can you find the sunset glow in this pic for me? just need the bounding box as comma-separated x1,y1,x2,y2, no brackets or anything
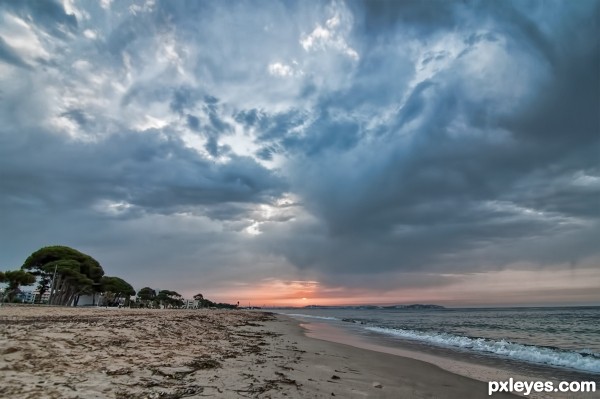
202,267,600,307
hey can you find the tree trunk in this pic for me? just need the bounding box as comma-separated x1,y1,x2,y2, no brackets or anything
52,275,65,305
66,291,74,306
67,288,78,306
49,276,58,305
57,282,72,305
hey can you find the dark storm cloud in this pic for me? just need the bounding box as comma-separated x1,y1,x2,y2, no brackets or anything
171,86,200,114
60,109,89,127
239,109,307,142
0,126,285,216
187,115,200,130
251,0,600,275
0,0,597,299
350,0,557,65
350,0,458,34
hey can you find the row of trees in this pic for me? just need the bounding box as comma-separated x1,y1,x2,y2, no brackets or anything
2,245,238,309
1,246,135,306
136,287,185,308
132,288,238,309
192,292,239,309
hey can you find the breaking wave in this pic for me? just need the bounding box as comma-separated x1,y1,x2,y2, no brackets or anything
365,326,600,373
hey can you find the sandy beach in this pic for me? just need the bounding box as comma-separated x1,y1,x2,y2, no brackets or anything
0,305,519,398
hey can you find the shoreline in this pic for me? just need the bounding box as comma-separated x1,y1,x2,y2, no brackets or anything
270,313,520,398
293,316,599,385
0,305,589,398
287,316,599,399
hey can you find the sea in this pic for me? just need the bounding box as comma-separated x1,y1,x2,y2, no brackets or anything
273,306,600,379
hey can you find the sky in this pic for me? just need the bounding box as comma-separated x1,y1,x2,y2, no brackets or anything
0,0,598,307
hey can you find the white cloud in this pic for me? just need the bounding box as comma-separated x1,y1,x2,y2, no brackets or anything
299,7,359,61
134,114,169,131
62,0,89,22
267,61,304,78
83,29,98,40
99,0,113,10
0,14,51,63
268,62,294,77
129,1,155,16
573,172,600,188
245,222,262,235
93,200,135,216
300,26,331,51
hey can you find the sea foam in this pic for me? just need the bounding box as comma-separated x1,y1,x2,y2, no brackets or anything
365,326,600,374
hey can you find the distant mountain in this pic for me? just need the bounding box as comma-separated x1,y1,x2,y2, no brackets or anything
382,304,445,310
303,304,445,310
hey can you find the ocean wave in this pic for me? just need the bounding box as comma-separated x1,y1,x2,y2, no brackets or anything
365,326,600,374
285,313,339,321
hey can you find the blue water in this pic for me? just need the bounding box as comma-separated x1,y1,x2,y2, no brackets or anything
274,306,600,374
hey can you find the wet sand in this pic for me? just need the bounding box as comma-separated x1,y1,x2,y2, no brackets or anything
0,305,518,398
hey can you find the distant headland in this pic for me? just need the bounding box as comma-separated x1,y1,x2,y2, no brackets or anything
302,304,445,310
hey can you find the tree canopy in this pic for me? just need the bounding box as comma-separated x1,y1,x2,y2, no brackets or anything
157,290,183,308
137,286,156,301
100,276,135,306
22,246,105,306
1,269,36,302
6,246,237,309
190,292,237,309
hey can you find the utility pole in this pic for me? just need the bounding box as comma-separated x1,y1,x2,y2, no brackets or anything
47,264,58,305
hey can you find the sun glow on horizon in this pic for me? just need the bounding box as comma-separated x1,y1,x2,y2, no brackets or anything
195,267,600,308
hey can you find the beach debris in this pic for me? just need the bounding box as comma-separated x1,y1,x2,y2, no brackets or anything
235,375,301,396
372,381,383,388
115,385,206,399
0,308,289,398
186,356,221,371
2,346,21,355
150,366,195,380
331,375,341,380
104,367,133,376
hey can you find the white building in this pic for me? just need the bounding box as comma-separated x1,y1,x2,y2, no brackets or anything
182,299,201,309
17,291,37,303
15,290,51,304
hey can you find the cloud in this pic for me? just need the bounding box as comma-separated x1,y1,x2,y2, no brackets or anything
268,62,297,77
252,0,600,278
0,127,286,217
0,36,31,69
0,0,597,304
300,11,359,60
0,0,77,39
